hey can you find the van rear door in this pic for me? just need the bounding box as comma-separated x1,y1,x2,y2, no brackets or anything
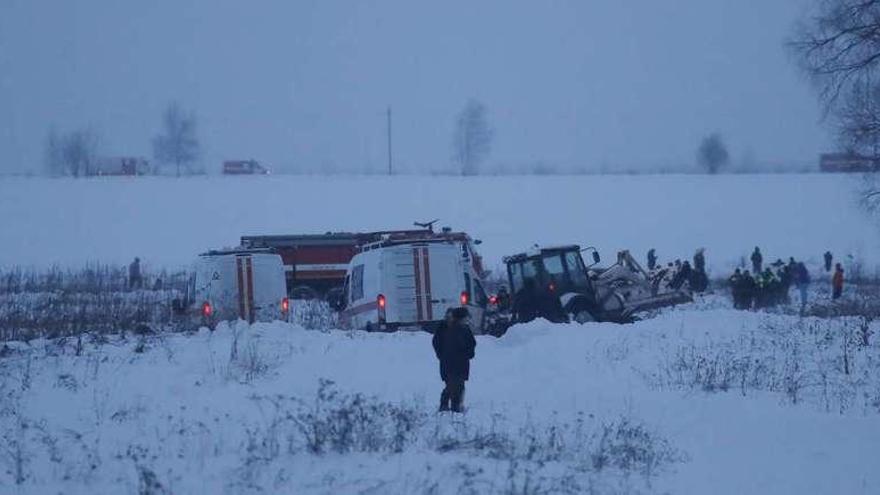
387,246,420,323
235,255,256,323
422,245,462,321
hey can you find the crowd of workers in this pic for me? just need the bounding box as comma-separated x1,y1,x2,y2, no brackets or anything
728,248,845,312
646,247,709,294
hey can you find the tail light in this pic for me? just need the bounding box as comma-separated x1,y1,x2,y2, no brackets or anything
201,301,213,318
377,294,387,321
489,295,498,305
548,283,556,292
460,291,469,305
281,297,289,313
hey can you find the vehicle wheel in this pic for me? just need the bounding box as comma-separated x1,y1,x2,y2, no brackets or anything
572,309,596,324
365,322,374,332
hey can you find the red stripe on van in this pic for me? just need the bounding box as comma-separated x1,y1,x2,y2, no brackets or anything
236,257,246,320
412,247,424,321
245,257,255,323
422,247,433,320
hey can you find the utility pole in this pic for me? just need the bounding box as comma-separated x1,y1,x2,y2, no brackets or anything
387,106,393,175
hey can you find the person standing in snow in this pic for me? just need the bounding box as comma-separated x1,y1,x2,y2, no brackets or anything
128,257,143,290
432,307,477,413
832,263,845,300
794,262,810,312
495,286,511,312
670,261,693,290
693,249,706,274
647,249,657,271
824,251,833,272
729,269,743,309
751,247,763,274
741,270,756,310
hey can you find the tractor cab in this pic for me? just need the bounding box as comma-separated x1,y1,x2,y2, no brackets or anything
503,244,693,326
505,245,598,298
503,245,607,324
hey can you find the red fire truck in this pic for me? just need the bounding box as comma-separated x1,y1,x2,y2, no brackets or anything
240,226,486,300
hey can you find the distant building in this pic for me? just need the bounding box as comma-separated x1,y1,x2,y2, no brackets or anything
223,160,270,175
89,157,150,176
819,152,877,173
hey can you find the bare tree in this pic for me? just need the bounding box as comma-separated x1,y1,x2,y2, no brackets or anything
452,99,493,176
43,127,64,176
789,1,880,107
697,133,729,174
44,128,99,177
790,1,880,207
836,80,880,160
152,102,199,177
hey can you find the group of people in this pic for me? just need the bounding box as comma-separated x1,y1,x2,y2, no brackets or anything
647,248,709,294
729,248,846,312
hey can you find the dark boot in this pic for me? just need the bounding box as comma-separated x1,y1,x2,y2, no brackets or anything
439,383,451,411
449,381,465,413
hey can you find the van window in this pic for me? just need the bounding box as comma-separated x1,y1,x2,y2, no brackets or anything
351,265,364,301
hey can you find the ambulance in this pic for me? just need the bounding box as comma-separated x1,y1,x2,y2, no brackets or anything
339,240,489,333
192,249,289,326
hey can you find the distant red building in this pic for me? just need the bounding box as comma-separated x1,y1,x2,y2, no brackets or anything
819,152,877,173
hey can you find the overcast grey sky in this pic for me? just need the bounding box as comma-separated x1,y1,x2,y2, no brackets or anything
0,0,828,174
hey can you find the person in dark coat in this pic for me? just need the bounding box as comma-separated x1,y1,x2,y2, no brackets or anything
794,262,811,312
693,249,706,274
778,265,792,305
647,249,657,271
670,261,693,290
128,257,143,290
432,307,477,412
729,269,743,309
751,247,763,274
741,270,756,310
495,286,511,312
824,251,833,272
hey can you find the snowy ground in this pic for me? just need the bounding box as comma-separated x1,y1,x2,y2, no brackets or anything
0,174,877,275
2,299,879,494
3,173,879,494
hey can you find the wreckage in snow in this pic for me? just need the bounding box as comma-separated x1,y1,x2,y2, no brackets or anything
503,245,693,324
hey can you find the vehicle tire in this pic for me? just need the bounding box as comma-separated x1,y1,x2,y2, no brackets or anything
571,309,596,324
365,322,375,332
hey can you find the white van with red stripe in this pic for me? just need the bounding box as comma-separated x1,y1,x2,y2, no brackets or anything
193,250,289,326
339,241,488,333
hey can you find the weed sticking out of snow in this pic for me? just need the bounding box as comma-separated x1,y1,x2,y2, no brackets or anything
645,315,880,414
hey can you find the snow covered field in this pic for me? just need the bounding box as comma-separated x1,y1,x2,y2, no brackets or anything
2,305,879,494
0,174,877,274
2,173,880,494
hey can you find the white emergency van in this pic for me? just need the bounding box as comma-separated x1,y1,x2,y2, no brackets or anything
192,249,289,326
339,241,489,333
